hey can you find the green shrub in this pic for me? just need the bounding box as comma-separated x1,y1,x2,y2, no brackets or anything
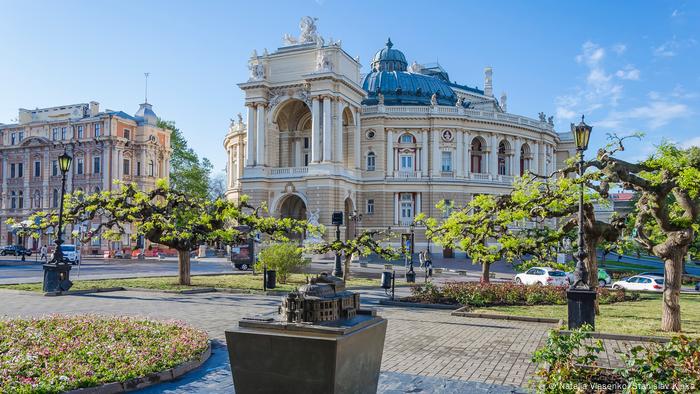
409,283,441,303
256,242,307,283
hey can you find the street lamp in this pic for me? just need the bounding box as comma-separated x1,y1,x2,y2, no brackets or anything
42,150,73,292
567,115,596,330
405,222,416,282
332,211,344,278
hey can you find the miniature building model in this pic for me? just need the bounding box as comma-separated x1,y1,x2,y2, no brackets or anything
280,273,361,323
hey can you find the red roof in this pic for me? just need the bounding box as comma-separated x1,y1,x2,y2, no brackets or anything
611,192,635,202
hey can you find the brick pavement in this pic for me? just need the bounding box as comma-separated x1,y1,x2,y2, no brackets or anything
0,289,639,392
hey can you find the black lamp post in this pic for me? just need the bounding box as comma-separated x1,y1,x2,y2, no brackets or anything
332,211,343,278
42,151,73,293
405,222,416,282
567,115,596,330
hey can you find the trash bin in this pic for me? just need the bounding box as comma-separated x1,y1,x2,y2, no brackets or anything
380,271,392,289
265,270,277,289
405,271,416,283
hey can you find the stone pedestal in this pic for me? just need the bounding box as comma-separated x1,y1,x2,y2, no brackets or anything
226,311,387,394
42,263,72,293
567,288,596,330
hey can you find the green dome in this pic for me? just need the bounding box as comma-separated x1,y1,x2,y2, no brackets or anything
371,38,407,72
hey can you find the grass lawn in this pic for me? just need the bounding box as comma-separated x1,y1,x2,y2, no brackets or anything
471,292,700,338
600,260,660,271
0,273,385,293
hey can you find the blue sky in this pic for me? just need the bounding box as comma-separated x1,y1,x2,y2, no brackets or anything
1,1,698,173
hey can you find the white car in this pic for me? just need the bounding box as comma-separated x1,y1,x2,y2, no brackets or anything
514,267,569,286
52,244,81,265
612,275,664,292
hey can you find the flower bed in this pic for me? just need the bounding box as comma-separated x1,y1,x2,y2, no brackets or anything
0,315,209,393
532,327,700,393
405,282,638,307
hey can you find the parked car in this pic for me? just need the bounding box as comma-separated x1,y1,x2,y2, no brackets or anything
637,272,664,277
612,275,664,292
696,282,700,292
52,244,81,264
0,245,32,257
515,267,569,286
566,268,612,287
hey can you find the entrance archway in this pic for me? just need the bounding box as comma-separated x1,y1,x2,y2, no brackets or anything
274,99,312,167
279,194,307,220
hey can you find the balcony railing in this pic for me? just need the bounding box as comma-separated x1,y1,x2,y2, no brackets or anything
268,167,309,176
393,171,421,178
471,173,491,181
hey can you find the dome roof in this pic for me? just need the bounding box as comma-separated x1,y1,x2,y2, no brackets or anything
134,102,158,126
371,38,407,72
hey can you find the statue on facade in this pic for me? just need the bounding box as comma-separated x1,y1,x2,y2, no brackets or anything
283,16,322,46
456,96,463,107
408,61,422,73
538,112,546,122
500,92,507,112
248,61,265,81
430,93,438,106
547,116,554,126
377,92,384,105
316,50,332,72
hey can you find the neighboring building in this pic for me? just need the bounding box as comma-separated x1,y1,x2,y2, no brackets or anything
0,101,172,253
224,18,576,248
594,192,636,223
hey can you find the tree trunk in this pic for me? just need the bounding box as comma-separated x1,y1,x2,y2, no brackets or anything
343,255,352,279
178,250,191,286
585,242,600,315
481,263,490,284
661,253,684,332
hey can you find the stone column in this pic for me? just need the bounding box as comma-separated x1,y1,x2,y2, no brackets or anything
513,137,521,177
394,192,399,225
335,100,344,164
103,145,110,190
416,193,421,215
23,154,30,210
311,97,320,163
455,130,464,176
490,133,499,178
322,97,332,163
532,141,540,175
1,156,7,209
464,130,471,176
246,105,256,167
255,103,266,167
294,139,303,167
421,130,429,177
432,130,440,176
354,109,361,170
386,129,394,175
42,147,49,208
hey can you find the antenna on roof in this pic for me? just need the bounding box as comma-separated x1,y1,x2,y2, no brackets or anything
144,72,150,103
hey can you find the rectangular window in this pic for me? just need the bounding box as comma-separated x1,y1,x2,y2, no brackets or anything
442,199,453,218
10,163,15,178
148,160,154,176
94,123,101,137
52,161,58,176
61,127,67,140
366,153,376,171
303,137,309,149
77,125,84,139
400,193,413,221
400,155,413,171
18,132,24,142
123,159,130,175
34,161,41,177
304,153,309,167
11,133,16,145
17,163,23,178
441,151,452,172
124,129,131,139
93,157,101,174
77,158,84,175
366,199,374,215
136,161,141,176
52,128,59,140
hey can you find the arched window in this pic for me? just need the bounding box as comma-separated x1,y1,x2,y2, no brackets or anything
10,191,16,209
471,138,484,173
520,144,531,176
33,190,41,208
148,160,154,177
399,133,415,144
94,186,101,194
366,152,376,171
18,191,23,209
52,189,59,208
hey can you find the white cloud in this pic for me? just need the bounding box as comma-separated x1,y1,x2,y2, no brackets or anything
671,9,681,17
652,37,697,58
600,99,691,130
681,136,700,149
612,44,627,55
615,65,640,80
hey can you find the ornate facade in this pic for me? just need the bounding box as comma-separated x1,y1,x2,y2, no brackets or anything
0,101,171,253
224,18,576,248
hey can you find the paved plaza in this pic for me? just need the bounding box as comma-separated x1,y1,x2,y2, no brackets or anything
0,287,645,393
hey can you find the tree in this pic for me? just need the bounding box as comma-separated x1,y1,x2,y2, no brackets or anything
208,171,227,200
590,139,700,332
159,120,213,199
15,182,310,285
307,230,398,279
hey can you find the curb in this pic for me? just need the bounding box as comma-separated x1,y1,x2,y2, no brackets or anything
451,307,563,324
64,342,211,394
558,330,670,343
44,287,125,297
379,299,460,310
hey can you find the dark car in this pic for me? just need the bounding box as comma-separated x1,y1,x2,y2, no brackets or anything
0,245,32,257
696,282,700,292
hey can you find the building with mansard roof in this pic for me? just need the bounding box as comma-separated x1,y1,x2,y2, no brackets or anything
0,101,171,253
223,18,576,249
